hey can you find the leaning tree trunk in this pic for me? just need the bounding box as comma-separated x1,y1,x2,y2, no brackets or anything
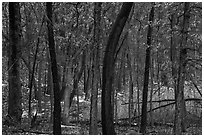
28,15,44,117
174,2,190,135
46,2,61,135
140,3,154,134
8,2,22,125
102,3,133,135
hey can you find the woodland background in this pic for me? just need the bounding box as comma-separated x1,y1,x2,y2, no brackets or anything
1,2,202,135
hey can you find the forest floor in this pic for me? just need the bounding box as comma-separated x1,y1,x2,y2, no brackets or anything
2,115,202,135
2,87,202,135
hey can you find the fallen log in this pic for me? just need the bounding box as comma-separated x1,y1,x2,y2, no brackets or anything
121,98,202,105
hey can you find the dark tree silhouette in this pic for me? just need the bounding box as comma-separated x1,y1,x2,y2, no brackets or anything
46,2,61,135
140,3,154,134
102,2,133,135
174,2,190,134
89,2,102,135
7,2,23,125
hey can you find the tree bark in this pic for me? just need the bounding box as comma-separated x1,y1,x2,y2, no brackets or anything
62,86,71,124
47,47,54,125
46,2,61,135
37,60,42,112
89,2,102,135
140,47,151,134
84,49,90,100
136,29,141,119
69,58,84,107
140,4,154,134
149,52,154,127
174,3,190,135
102,3,133,135
127,48,134,126
8,2,22,125
62,63,72,125
28,15,44,117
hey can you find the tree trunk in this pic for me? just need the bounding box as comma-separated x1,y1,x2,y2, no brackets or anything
84,50,90,100
37,60,42,112
46,2,61,135
84,49,91,100
8,2,22,125
155,6,161,121
114,86,118,124
127,49,134,126
69,57,84,107
157,49,161,117
136,77,140,119
62,86,71,124
140,4,154,134
47,46,54,125
102,3,133,135
62,64,72,125
89,2,102,135
28,15,44,117
60,49,70,125
76,83,80,125
174,2,190,134
136,38,140,120
115,57,123,124
84,68,90,100
140,47,151,134
149,52,154,127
